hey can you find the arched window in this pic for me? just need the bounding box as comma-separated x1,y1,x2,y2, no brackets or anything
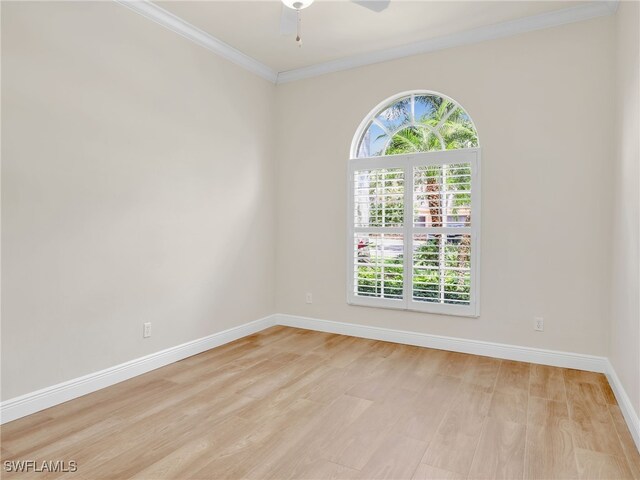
348,92,480,316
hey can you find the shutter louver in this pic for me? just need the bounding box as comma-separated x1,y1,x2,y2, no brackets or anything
353,168,404,302
348,150,479,316
354,168,404,228
412,162,472,306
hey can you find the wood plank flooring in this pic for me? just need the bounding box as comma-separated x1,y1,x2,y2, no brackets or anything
1,326,638,479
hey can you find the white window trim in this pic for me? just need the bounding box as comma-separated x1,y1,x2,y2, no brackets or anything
347,148,481,317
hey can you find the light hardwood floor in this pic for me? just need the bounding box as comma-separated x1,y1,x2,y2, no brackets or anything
1,326,639,479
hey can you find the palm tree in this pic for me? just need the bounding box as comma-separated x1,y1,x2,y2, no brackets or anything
384,99,476,228
384,97,478,154
382,97,477,302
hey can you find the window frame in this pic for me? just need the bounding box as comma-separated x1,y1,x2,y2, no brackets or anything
346,148,481,317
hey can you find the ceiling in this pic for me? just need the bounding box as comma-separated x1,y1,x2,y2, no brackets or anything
158,1,586,73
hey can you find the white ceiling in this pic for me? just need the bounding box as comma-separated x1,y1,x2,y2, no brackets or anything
158,0,586,72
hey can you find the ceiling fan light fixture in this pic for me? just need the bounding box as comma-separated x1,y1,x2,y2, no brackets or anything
281,0,314,10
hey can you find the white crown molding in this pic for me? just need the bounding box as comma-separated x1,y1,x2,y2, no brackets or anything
114,0,278,83
115,1,618,85
0,315,277,424
276,0,619,84
275,314,609,372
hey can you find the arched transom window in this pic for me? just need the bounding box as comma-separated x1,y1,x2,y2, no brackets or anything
348,91,480,317
354,93,479,158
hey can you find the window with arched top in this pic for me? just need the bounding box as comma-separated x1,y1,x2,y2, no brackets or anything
348,91,480,316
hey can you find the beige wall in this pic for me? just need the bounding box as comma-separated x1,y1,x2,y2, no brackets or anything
2,1,635,405
1,2,276,400
610,0,640,418
275,17,615,356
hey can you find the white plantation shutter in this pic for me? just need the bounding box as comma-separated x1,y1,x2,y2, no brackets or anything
348,149,480,316
353,232,404,301
354,168,404,228
352,168,405,308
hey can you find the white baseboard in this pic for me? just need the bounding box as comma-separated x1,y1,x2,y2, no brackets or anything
606,360,640,452
0,315,276,425
275,314,609,373
275,313,640,454
2,312,638,457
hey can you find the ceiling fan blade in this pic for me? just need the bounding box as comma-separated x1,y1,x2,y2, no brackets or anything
352,0,391,12
280,5,298,35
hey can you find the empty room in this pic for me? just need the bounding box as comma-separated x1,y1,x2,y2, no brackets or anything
1,0,639,478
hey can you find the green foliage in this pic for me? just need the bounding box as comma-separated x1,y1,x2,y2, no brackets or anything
412,238,471,303
414,163,472,217
355,238,471,304
361,169,404,227
356,256,403,298
383,99,478,155
354,96,475,305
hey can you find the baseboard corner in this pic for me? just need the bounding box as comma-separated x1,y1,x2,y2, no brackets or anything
0,314,277,425
605,360,640,453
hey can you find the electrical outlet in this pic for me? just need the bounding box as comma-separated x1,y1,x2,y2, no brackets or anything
143,322,152,338
534,317,544,332
305,292,313,304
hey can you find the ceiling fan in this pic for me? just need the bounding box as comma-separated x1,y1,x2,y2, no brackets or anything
280,0,391,46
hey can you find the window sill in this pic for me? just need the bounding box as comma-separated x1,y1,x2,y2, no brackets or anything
347,296,479,318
